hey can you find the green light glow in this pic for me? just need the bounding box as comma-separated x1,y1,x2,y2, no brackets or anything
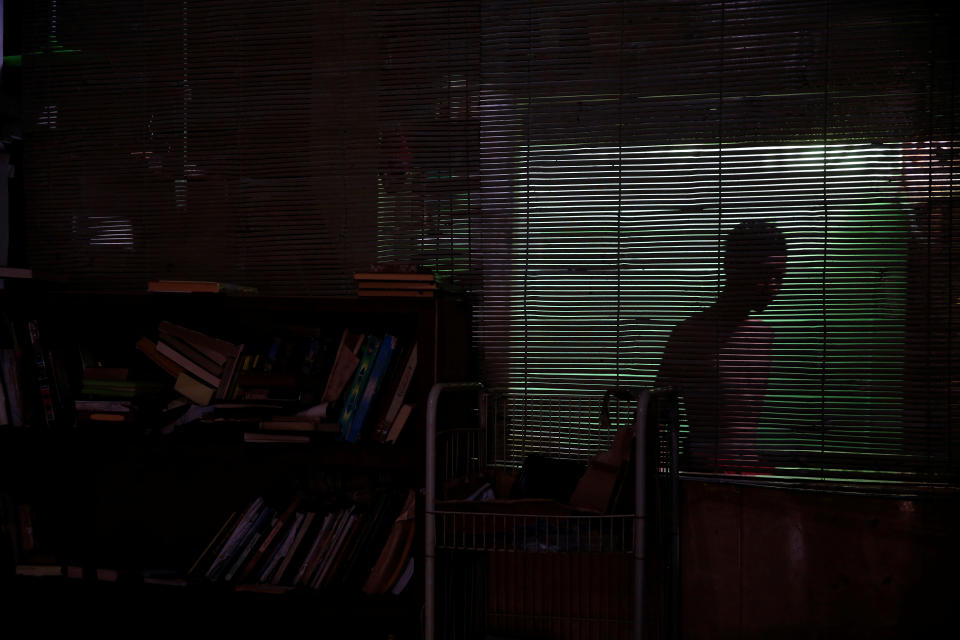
509,142,908,477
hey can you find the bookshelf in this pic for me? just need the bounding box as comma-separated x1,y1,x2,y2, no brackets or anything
0,285,472,637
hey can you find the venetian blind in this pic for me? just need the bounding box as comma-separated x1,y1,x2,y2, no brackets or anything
19,1,958,482
372,0,957,482
21,0,380,294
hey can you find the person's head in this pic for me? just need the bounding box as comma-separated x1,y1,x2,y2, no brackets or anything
721,220,787,312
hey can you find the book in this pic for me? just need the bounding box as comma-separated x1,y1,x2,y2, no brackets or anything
157,334,225,378
362,489,416,595
79,378,170,399
157,321,236,366
356,280,438,290
0,267,33,279
272,511,317,585
174,373,215,406
15,564,63,577
0,376,8,426
304,508,354,587
215,342,246,401
354,269,437,296
337,334,381,440
205,497,265,581
235,496,302,584
294,512,335,586
233,583,292,595
353,271,435,282
258,511,305,584
390,557,415,595
357,289,434,298
188,511,239,579
96,568,121,582
76,411,132,423
243,432,310,444
336,491,407,591
141,570,189,588
341,334,397,443
319,513,365,588
312,512,361,589
83,367,129,381
136,337,186,378
569,421,634,514
147,280,258,294
259,416,339,433
156,342,222,388
296,401,331,420
223,505,276,582
320,329,364,404
27,320,56,425
371,342,418,442
0,348,25,426
384,402,415,444
156,321,245,401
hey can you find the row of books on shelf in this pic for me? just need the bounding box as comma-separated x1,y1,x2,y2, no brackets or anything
192,489,417,596
0,308,419,445
4,489,418,597
0,316,63,429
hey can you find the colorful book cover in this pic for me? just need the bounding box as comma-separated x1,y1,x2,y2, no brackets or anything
337,334,382,440
342,334,397,443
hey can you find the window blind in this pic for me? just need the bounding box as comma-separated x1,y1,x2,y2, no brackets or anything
21,0,380,293
19,1,957,482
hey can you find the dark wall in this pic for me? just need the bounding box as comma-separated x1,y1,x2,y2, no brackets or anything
681,479,959,639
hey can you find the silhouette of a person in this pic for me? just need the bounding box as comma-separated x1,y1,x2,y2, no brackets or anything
656,220,787,474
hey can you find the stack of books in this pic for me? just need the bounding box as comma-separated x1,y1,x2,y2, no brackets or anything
75,366,169,424
147,279,258,295
136,321,244,406
353,271,437,298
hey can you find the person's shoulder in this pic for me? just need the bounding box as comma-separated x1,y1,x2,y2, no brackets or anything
669,309,711,333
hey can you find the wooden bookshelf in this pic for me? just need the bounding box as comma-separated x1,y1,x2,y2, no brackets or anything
0,286,472,638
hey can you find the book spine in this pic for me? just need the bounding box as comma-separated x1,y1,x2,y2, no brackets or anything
223,506,276,582
356,289,434,298
188,512,238,578
259,512,304,584
343,334,397,443
353,272,436,282
205,497,265,581
294,513,333,586
0,349,24,427
312,511,357,589
273,511,316,585
27,320,56,425
302,509,349,587
374,342,418,442
337,334,381,440
156,342,222,388
235,496,302,584
0,375,8,426
320,332,363,404
157,321,236,363
156,333,224,377
384,403,415,444
215,343,245,401
136,337,185,378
